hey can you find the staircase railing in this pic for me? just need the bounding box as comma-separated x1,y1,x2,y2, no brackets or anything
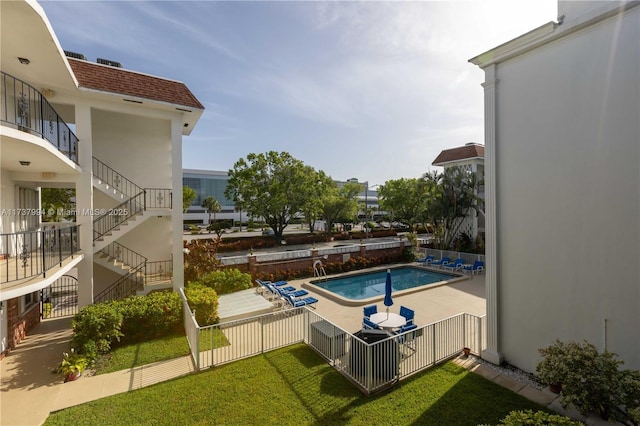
99,242,147,270
93,192,145,241
92,157,143,199
1,71,79,164
145,260,173,283
94,262,145,304
145,188,172,209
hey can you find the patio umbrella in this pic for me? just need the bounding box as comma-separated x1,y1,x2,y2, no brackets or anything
384,269,393,318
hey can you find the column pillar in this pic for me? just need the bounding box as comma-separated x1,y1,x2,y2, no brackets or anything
171,118,184,291
481,65,503,365
75,103,93,307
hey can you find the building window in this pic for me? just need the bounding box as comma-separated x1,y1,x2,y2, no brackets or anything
21,291,39,315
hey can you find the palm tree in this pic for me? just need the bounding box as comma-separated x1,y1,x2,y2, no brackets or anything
201,196,221,225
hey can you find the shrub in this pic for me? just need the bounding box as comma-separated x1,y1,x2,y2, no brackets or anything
485,410,583,425
184,238,222,284
192,269,252,295
537,339,640,422
184,284,219,326
71,303,123,360
116,291,182,344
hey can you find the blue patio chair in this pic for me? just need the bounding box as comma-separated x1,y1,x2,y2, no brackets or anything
363,305,377,318
444,258,465,272
363,317,381,330
256,278,288,287
399,306,415,326
275,285,308,298
283,293,318,309
431,256,451,268
415,255,434,264
463,260,484,275
394,323,418,353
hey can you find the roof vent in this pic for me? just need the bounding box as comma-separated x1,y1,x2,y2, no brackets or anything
64,50,87,61
97,58,122,68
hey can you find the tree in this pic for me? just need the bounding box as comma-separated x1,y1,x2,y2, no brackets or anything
300,170,333,233
378,178,429,230
201,196,221,225
435,166,482,249
183,186,196,212
225,151,326,240
320,181,360,233
41,188,75,222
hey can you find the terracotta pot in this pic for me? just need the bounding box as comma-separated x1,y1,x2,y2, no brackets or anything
64,371,81,383
549,382,562,394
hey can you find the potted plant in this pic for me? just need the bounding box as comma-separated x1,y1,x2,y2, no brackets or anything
536,339,570,394
55,349,88,382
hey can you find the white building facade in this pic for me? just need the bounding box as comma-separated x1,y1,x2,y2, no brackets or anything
471,1,639,371
0,0,203,356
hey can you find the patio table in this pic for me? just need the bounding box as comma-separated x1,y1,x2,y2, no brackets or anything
370,312,406,331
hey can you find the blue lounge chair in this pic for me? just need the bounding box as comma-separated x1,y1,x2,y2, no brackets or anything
276,287,309,298
431,256,451,268
444,258,465,272
399,306,415,326
415,255,434,264
283,293,318,308
363,305,377,318
256,278,288,287
363,317,381,330
463,260,484,275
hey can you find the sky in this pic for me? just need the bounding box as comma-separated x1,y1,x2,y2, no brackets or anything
41,0,557,185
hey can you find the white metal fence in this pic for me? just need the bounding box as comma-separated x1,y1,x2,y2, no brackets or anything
421,248,485,265
179,289,486,394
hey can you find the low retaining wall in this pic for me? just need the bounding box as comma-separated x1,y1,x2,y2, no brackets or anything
218,240,407,278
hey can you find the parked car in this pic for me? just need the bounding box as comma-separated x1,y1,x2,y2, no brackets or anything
262,229,274,236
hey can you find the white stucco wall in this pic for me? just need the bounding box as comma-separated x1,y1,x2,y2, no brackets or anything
494,7,639,372
91,108,172,189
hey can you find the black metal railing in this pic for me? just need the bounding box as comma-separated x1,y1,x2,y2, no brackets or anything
1,71,79,164
99,242,147,270
145,189,172,209
1,225,81,283
93,192,145,241
145,260,173,283
94,263,145,304
41,275,78,319
92,157,144,199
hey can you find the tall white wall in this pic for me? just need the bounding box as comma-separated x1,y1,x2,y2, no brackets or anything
91,109,172,188
495,7,639,372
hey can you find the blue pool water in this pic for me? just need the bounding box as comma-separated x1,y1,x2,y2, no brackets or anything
311,267,456,300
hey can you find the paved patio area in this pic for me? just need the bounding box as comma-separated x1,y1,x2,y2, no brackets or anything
288,270,486,332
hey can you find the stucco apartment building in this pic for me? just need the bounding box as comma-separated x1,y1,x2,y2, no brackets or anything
0,0,203,356
471,0,639,371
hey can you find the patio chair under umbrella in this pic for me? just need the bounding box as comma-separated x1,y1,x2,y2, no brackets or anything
384,269,393,318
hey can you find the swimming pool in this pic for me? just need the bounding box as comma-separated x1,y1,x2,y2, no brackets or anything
307,266,462,303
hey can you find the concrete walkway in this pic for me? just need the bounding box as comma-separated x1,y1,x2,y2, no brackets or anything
0,317,195,426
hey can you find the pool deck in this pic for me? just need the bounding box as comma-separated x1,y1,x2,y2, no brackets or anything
288,268,486,332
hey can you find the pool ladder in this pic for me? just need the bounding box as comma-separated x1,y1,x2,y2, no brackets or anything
313,260,327,281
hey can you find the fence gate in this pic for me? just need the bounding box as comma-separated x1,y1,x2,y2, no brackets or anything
41,275,78,319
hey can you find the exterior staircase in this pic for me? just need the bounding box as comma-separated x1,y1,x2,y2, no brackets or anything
91,157,173,303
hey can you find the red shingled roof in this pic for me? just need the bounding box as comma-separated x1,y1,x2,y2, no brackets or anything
432,144,484,165
68,58,204,110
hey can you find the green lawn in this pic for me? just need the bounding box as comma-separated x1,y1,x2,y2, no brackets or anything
93,330,228,374
48,344,546,425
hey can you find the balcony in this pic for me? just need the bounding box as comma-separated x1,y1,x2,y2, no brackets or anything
1,225,81,284
1,71,79,164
